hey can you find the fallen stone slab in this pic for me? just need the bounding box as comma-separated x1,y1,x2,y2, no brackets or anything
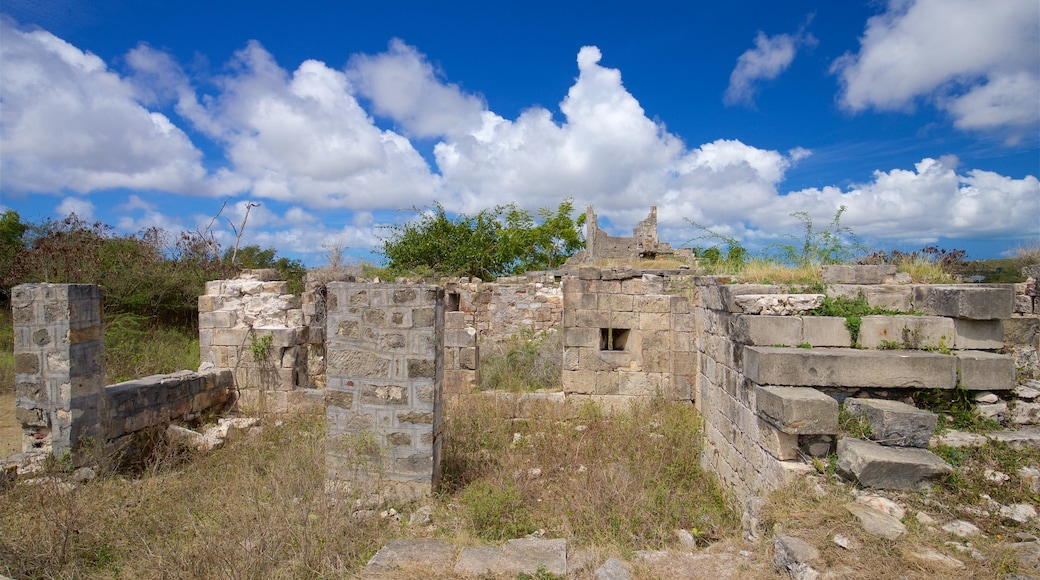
364,539,454,577
991,428,1040,449
773,535,820,579
836,438,953,491
166,425,223,452
823,265,897,285
843,398,937,448
930,430,988,448
907,549,965,570
454,538,567,577
845,503,906,540
595,556,633,580
913,284,1014,320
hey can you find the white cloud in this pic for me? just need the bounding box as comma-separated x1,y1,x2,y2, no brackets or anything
833,0,1040,132
55,197,96,221
724,30,814,106
778,158,1040,242
115,194,158,212
348,39,486,139
0,19,241,196
176,41,442,210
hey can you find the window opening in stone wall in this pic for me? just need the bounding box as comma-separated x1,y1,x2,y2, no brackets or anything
600,328,630,351
446,292,460,312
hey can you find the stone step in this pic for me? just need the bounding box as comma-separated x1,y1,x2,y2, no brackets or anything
745,346,957,389
836,438,953,491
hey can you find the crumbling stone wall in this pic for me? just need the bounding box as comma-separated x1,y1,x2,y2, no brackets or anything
198,269,322,414
694,268,1018,506
324,283,444,499
12,283,232,458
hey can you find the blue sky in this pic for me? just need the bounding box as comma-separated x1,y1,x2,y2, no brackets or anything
1,0,1038,266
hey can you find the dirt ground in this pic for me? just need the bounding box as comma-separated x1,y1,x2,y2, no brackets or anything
0,393,20,457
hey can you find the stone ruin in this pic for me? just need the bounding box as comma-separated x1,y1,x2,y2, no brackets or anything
8,211,1040,513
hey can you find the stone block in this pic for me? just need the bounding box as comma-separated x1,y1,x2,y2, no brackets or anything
562,370,596,394
599,293,633,312
744,346,957,389
953,319,1004,350
827,285,913,311
913,285,1014,320
956,350,1015,390
755,386,838,434
730,315,802,346
801,316,852,347
1004,317,1039,348
843,398,937,447
822,265,897,284
731,294,823,315
634,294,672,313
757,418,799,460
836,438,953,490
562,327,599,348
1016,295,1034,314
858,315,954,350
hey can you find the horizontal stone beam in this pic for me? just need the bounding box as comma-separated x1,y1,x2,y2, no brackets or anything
744,346,957,389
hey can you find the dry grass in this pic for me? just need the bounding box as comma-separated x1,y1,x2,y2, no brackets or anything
896,257,958,284
0,396,740,578
751,440,1040,579
730,260,822,286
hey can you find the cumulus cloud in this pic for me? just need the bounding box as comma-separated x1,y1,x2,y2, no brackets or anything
173,41,442,210
833,0,1040,132
56,197,96,221
724,30,815,106
0,19,242,196
348,39,486,139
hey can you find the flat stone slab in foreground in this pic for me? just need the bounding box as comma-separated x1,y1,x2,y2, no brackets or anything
364,539,455,576
454,538,567,577
837,438,953,490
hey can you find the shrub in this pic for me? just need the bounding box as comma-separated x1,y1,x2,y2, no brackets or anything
479,328,562,392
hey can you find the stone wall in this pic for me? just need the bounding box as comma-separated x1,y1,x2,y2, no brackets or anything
324,283,444,499
694,269,1018,506
198,269,322,414
12,283,232,458
561,268,696,405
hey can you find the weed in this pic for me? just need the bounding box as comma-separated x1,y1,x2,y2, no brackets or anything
921,334,952,355
806,294,902,346
517,566,566,580
248,332,273,363
877,340,903,350
479,327,561,392
797,343,813,349
769,206,867,267
838,406,874,440
459,480,539,541
915,387,1001,433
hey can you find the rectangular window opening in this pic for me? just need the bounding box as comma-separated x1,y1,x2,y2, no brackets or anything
600,328,630,351
446,292,461,312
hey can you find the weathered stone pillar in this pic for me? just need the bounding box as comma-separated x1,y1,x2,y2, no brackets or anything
11,284,105,457
324,283,444,499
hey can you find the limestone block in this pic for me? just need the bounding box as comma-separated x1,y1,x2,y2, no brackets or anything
596,370,621,395
1016,295,1034,314
562,370,596,394
843,398,937,448
822,265,897,284
744,346,957,389
599,293,633,312
1004,317,1039,349
913,285,1014,320
757,418,799,460
858,315,954,350
956,350,1015,390
755,386,838,434
730,314,802,346
731,294,823,315
801,316,852,347
827,285,913,311
836,438,952,490
953,318,1004,350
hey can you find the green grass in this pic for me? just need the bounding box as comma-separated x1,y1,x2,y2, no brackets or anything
478,327,562,393
103,314,200,383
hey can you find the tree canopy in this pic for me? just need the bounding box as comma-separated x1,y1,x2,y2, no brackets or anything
381,199,585,279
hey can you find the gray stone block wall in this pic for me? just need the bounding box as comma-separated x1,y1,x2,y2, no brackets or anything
12,284,233,460
12,284,105,456
325,283,444,499
560,273,694,402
